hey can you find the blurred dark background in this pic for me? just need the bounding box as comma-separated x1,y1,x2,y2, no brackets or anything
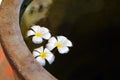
21,0,120,80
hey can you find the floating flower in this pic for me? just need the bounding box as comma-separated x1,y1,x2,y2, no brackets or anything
27,25,51,44
46,36,73,54
33,46,55,66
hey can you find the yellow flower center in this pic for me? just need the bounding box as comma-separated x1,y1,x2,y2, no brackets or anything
35,32,41,37
40,52,47,58
55,42,62,48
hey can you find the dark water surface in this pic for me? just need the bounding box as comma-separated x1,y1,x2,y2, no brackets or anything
21,0,120,80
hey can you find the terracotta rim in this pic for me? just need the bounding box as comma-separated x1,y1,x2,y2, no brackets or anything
0,0,57,80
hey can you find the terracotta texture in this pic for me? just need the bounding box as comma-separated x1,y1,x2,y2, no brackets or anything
0,0,57,80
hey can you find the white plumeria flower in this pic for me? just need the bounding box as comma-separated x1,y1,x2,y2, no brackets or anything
46,36,73,54
0,0,2,5
33,46,55,66
27,25,51,44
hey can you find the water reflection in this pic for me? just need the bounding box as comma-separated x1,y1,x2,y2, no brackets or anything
20,0,120,80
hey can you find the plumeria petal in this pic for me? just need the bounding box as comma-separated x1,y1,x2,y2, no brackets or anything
46,53,55,64
33,51,39,57
64,39,73,47
42,33,51,40
48,37,57,43
34,46,44,53
27,30,35,37
44,48,55,64
31,25,41,32
36,57,45,66
40,27,49,33
32,36,43,44
0,0,2,5
57,36,67,42
58,47,69,54
46,43,56,51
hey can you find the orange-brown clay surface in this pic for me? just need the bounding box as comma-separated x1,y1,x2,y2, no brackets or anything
0,43,14,80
